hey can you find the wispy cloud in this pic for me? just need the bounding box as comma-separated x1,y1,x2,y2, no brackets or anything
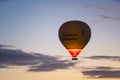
97,15,120,21
82,55,120,78
82,70,120,78
0,44,76,72
0,44,14,48
84,3,113,11
98,15,113,19
85,55,120,62
96,7,112,11
94,66,114,70
83,3,120,21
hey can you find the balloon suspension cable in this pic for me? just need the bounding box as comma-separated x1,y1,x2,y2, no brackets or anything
72,57,78,60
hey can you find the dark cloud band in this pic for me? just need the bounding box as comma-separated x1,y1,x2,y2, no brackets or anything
0,45,76,72
85,55,120,62
82,70,120,78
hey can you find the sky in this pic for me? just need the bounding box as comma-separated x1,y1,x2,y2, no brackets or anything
0,0,120,80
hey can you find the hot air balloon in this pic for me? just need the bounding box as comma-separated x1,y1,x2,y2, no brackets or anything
58,20,91,60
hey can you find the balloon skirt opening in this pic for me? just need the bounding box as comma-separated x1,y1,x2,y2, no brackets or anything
67,48,82,57
72,57,78,60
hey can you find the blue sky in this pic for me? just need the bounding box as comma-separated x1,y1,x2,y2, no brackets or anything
0,0,120,79
0,0,120,56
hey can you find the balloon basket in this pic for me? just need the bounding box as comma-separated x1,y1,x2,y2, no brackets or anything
72,58,78,60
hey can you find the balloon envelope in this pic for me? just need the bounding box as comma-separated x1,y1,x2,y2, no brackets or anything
58,21,91,60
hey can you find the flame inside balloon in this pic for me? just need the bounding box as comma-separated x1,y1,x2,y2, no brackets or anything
67,48,82,57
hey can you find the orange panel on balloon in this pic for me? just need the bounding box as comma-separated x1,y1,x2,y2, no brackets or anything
67,48,82,57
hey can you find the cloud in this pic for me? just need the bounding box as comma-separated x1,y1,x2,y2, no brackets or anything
85,55,120,62
96,7,112,11
98,15,120,21
83,3,120,21
0,44,14,48
82,56,120,78
84,3,113,11
28,59,75,72
98,15,113,19
93,66,119,70
82,70,120,78
95,66,113,70
0,44,76,72
82,66,120,78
